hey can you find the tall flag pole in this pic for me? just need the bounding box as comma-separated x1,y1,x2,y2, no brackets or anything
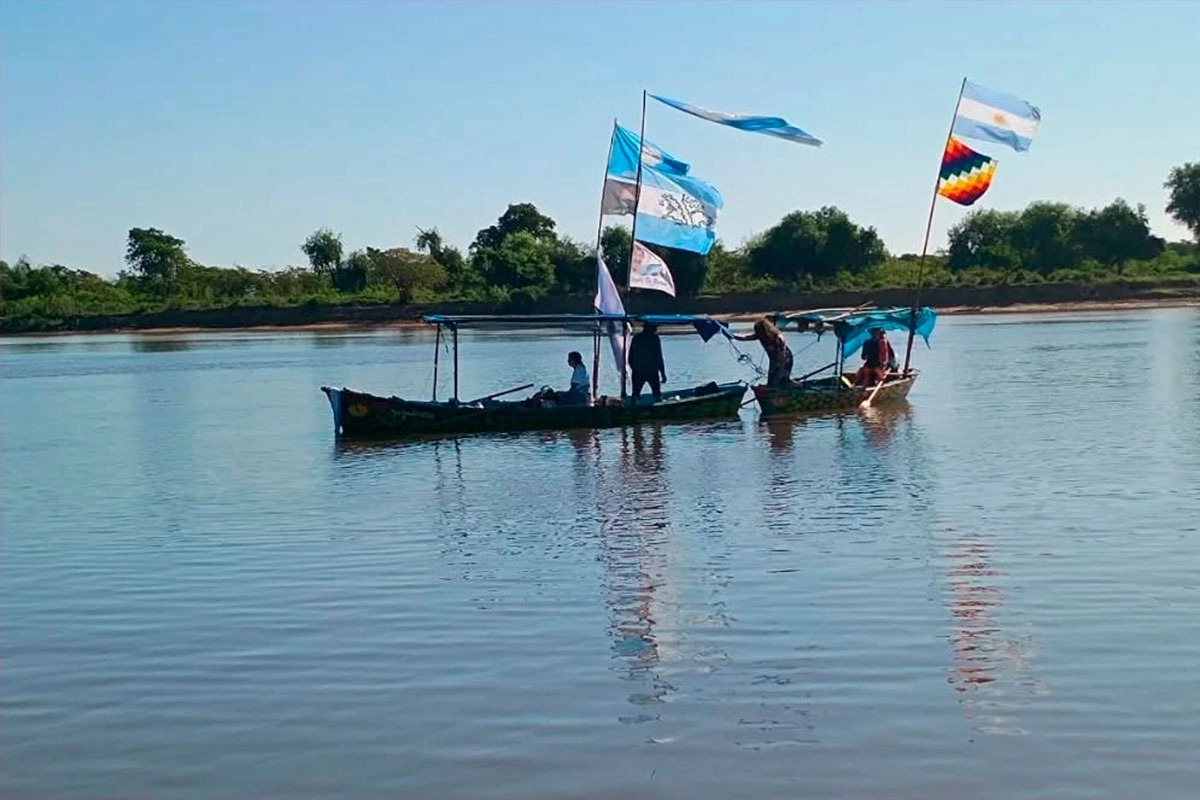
592,118,620,402
594,119,618,253
903,77,967,375
902,78,1041,373
627,89,649,292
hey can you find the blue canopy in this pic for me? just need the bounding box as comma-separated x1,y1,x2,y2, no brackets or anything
777,307,937,359
421,313,733,342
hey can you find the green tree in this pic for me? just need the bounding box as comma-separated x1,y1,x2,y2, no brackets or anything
126,227,190,292
600,226,631,284
549,237,592,294
701,242,758,293
473,230,555,295
1075,199,1163,268
415,227,471,294
471,203,557,253
1012,202,1082,272
367,247,446,301
178,264,263,304
301,228,344,283
338,250,371,293
747,206,887,283
946,209,1022,271
1165,162,1200,241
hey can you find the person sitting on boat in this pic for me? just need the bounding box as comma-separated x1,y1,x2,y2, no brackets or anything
628,323,667,403
733,317,793,388
560,350,590,405
530,350,591,407
855,327,895,387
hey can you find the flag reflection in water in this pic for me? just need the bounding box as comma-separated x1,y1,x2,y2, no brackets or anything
943,529,1044,735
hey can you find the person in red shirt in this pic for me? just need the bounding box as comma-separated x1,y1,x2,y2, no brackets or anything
855,327,895,387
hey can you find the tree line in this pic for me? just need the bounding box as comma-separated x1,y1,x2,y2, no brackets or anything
3,162,1198,332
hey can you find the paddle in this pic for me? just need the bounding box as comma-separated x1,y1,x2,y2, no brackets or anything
858,373,890,410
464,383,534,405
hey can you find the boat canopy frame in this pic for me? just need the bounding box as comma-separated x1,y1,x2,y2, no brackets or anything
421,312,735,403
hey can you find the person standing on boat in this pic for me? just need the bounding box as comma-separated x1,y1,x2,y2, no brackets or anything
734,317,793,388
856,327,894,387
628,323,667,403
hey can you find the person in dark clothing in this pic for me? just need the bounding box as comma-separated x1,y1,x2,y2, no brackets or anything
628,322,667,403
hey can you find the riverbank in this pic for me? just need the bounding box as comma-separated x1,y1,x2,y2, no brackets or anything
4,279,1199,336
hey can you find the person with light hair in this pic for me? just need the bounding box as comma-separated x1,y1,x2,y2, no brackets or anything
734,317,793,388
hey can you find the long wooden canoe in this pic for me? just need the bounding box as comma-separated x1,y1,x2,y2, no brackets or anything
321,381,747,439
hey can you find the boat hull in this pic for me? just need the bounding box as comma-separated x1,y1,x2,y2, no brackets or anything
752,371,918,417
321,382,747,439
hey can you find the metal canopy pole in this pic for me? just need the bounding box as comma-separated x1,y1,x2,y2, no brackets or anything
452,324,459,402
432,324,441,401
592,328,600,403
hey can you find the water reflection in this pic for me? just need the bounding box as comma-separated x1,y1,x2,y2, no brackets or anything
131,337,195,353
761,417,799,453
431,438,467,535
310,334,352,348
129,354,197,541
941,528,1039,735
599,425,675,716
536,427,599,457
858,401,911,450
0,338,72,354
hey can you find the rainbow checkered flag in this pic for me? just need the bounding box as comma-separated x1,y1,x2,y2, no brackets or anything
938,137,997,206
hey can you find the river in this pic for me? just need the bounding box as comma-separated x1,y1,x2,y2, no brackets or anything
2,308,1198,799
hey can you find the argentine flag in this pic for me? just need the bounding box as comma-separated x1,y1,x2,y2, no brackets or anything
601,124,723,256
952,80,1041,153
651,94,823,147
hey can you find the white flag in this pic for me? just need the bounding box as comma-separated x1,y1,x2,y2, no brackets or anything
594,252,629,379
594,251,625,315
628,241,676,297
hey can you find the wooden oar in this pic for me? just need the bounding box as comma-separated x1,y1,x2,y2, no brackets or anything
464,383,534,405
858,373,890,410
794,361,837,383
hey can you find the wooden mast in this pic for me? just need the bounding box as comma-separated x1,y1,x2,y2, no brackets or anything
619,89,649,400
903,77,966,374
593,118,618,403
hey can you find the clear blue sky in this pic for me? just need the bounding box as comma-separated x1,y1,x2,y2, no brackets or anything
2,0,1197,276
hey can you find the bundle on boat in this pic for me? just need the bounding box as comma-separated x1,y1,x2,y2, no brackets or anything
320,313,747,439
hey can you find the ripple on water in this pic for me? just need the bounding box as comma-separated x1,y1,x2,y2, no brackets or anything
2,310,1200,799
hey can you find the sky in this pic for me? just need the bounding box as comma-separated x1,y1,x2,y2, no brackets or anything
1,0,1197,276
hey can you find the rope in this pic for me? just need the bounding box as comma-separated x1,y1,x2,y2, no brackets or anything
727,339,766,380
727,332,823,382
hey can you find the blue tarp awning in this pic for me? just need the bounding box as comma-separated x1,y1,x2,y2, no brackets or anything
777,307,937,358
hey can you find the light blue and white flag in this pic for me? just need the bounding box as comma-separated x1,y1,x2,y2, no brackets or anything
651,94,823,147
952,80,1041,153
606,123,690,179
601,124,722,255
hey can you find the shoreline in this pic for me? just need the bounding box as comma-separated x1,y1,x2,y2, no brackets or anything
5,296,1196,338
